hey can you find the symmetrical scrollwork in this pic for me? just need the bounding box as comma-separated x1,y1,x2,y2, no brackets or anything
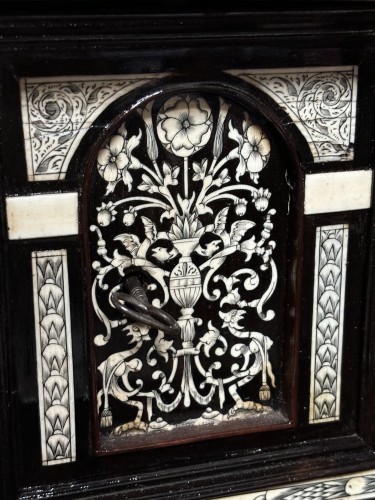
32,250,76,465
20,68,357,183
228,67,357,162
309,224,348,423
90,93,284,442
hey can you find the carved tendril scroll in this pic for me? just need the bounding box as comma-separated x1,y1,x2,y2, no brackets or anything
89,92,291,448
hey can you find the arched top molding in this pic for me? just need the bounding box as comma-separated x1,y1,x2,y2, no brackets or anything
19,66,357,182
83,76,303,451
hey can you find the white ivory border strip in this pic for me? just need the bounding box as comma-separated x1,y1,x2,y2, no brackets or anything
32,249,76,465
5,169,373,239
309,224,349,424
214,468,375,499
6,192,78,240
305,170,373,215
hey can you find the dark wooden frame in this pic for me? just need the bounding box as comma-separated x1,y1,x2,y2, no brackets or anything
79,77,306,454
1,2,375,499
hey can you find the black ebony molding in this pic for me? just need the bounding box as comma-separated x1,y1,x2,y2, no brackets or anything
1,4,375,500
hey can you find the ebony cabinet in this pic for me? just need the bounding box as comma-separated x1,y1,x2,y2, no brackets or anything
1,3,375,499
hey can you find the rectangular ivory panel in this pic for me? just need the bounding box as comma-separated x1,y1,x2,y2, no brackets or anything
305,170,372,214
6,192,78,239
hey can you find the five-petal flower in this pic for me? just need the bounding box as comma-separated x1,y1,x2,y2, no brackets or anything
229,121,271,184
97,128,143,194
157,95,213,157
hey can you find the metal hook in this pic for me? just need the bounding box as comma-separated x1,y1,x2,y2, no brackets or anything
111,266,180,336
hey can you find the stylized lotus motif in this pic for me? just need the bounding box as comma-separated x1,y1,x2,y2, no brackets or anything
157,95,213,157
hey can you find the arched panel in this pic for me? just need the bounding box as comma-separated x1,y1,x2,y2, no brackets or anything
83,83,303,453
3,7,375,500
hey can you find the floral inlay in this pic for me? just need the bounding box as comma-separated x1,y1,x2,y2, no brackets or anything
97,202,117,227
97,127,143,194
231,122,271,183
229,67,357,162
157,95,213,157
89,92,288,450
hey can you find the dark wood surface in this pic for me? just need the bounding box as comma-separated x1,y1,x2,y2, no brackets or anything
1,3,375,499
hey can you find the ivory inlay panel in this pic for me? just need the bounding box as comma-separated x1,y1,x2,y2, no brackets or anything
20,74,168,181
32,249,76,465
214,469,375,499
6,192,78,239
20,67,358,184
7,167,370,242
309,224,348,424
89,90,290,452
227,66,358,162
304,170,373,214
